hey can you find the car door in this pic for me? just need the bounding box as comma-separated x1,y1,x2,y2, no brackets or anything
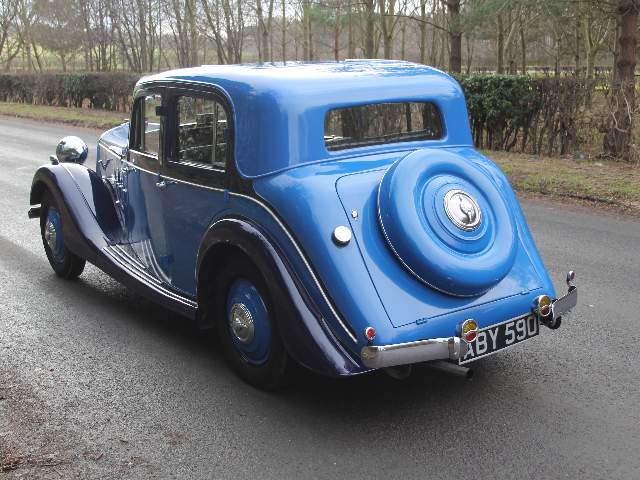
124,88,173,284
157,87,231,296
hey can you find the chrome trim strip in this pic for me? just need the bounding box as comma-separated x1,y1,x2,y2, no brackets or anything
103,245,197,309
97,140,126,159
122,159,357,343
361,337,466,369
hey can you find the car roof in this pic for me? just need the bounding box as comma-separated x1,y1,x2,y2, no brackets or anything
142,60,449,96
138,60,473,178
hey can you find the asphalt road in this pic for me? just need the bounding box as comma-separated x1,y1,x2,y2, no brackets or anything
1,116,639,479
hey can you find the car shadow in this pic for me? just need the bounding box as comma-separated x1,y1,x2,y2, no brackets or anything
32,261,531,421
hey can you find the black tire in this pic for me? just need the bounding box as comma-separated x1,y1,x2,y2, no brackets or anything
214,255,290,390
40,191,86,280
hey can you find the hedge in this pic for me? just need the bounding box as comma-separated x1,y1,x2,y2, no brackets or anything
0,72,139,112
0,71,600,156
456,74,598,156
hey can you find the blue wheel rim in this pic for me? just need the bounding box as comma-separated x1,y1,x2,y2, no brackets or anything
44,207,65,263
226,279,271,365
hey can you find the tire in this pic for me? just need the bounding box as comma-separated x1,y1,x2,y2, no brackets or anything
378,148,517,297
40,191,86,280
214,255,289,390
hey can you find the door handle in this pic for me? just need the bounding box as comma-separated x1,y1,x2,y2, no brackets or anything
97,158,112,169
156,179,176,189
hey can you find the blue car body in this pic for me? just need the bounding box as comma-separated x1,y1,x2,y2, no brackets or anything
29,61,576,380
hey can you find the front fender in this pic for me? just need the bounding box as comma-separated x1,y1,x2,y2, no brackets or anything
29,163,123,261
197,218,369,377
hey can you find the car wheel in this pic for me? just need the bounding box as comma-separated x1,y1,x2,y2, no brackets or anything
215,256,289,390
40,191,86,280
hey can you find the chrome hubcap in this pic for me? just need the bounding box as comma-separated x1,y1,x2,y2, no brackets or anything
229,303,255,344
444,189,482,231
44,218,57,251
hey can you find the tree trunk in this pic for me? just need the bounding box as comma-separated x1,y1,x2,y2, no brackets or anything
612,17,620,82
378,0,394,59
256,0,265,62
281,0,286,61
604,0,639,161
446,0,462,73
268,0,274,62
364,0,375,58
554,34,561,77
428,0,439,65
497,14,504,74
334,2,341,61
575,7,581,75
419,1,426,64
347,4,354,58
519,17,526,74
401,20,406,59
301,0,313,60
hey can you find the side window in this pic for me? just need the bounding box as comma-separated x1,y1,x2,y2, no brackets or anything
142,94,162,156
176,95,228,170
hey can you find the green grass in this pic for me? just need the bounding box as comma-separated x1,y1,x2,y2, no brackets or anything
487,150,640,215
0,102,127,129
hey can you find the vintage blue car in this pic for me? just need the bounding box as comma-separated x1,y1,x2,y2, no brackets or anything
28,60,577,388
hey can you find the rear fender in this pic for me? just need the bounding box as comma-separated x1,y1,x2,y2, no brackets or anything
197,218,368,377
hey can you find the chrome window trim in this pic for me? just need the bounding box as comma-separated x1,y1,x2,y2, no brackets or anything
122,159,357,344
166,159,225,174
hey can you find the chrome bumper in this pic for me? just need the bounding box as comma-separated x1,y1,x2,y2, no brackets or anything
361,286,578,370
552,286,577,319
361,336,468,369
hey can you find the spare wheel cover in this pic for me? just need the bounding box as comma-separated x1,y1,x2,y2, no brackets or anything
378,149,517,297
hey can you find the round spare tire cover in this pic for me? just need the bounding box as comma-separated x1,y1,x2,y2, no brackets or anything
378,148,517,297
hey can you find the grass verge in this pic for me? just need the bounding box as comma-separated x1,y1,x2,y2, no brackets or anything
487,151,640,216
0,102,126,130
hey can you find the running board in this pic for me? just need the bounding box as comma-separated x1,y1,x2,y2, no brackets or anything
103,244,198,318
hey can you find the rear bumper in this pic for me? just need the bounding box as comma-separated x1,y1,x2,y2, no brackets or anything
552,285,577,319
361,286,578,369
361,336,467,369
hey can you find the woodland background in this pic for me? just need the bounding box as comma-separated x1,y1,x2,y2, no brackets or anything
0,0,639,161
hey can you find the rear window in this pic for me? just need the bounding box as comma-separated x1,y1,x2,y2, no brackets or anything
324,102,443,151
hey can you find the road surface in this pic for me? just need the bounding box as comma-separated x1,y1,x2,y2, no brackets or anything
1,116,639,479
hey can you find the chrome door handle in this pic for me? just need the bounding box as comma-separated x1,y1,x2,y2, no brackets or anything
97,158,112,169
156,179,176,189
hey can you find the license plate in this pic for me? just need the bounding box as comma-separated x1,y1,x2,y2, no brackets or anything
459,314,539,365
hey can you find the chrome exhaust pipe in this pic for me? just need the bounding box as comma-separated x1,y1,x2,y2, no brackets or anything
427,360,473,379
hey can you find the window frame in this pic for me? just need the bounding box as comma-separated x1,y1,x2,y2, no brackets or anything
162,85,235,188
323,101,445,153
129,87,165,172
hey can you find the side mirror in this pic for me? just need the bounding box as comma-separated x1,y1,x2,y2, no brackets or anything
56,136,88,164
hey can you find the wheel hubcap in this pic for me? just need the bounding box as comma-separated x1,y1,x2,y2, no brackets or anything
229,302,255,344
44,208,65,262
226,279,271,365
44,219,57,251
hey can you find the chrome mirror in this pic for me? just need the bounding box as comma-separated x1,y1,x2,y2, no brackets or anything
56,136,88,164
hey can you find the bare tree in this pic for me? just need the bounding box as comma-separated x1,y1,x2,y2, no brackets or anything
168,0,198,67
0,0,20,70
201,0,245,64
444,0,461,72
32,0,84,71
604,0,639,160
583,2,612,79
